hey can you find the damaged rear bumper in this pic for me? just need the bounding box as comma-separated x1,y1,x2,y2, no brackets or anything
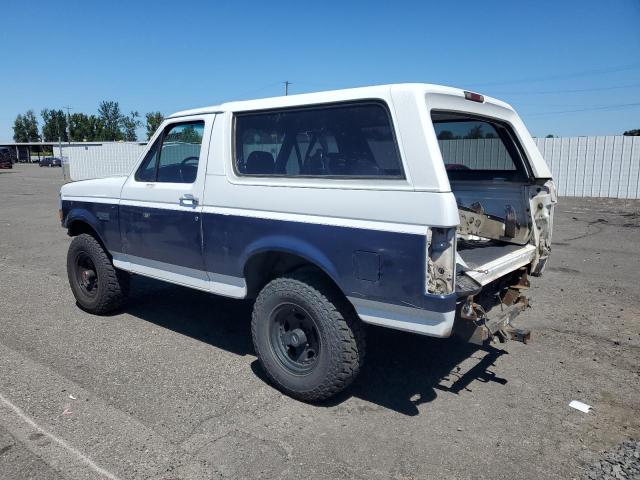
453,267,532,345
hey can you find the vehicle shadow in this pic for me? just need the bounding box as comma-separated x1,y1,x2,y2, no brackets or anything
321,327,507,415
124,276,508,416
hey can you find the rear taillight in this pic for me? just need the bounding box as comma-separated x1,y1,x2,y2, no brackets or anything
464,91,484,103
426,227,456,295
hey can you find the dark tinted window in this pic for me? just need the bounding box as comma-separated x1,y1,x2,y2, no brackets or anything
432,112,527,180
235,103,403,178
134,121,204,183
135,140,159,182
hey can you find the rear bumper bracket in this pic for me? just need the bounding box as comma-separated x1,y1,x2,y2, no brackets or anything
455,295,531,345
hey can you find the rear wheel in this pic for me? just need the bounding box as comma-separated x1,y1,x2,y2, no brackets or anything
67,233,129,314
251,272,365,401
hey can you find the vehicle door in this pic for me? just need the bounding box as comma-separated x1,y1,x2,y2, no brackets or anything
119,115,214,286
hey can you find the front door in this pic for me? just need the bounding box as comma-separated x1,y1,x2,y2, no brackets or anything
118,115,214,288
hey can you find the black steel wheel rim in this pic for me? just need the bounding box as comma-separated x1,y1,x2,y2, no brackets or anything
75,252,98,297
269,303,321,375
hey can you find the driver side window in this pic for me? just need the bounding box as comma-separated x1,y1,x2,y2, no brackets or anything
134,121,205,183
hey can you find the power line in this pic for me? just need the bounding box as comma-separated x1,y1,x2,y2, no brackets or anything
216,82,282,103
494,82,640,95
522,101,640,117
470,62,640,87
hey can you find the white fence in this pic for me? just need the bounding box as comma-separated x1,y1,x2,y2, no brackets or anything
438,138,514,171
438,135,640,198
61,136,640,199
533,136,640,198
58,142,146,181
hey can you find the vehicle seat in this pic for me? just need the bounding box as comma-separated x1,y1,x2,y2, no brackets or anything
301,150,326,175
245,151,275,174
326,153,348,175
348,156,381,176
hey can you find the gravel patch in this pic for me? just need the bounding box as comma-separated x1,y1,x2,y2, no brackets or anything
584,440,640,479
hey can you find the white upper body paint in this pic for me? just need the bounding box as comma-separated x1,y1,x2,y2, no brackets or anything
61,83,551,234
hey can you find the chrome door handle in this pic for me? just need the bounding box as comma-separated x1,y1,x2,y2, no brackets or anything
179,194,198,207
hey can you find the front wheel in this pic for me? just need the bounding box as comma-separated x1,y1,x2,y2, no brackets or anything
251,272,366,401
66,234,129,314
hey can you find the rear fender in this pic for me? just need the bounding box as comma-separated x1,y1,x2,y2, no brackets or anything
239,235,342,289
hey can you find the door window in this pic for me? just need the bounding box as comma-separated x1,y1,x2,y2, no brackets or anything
134,121,205,183
135,140,159,182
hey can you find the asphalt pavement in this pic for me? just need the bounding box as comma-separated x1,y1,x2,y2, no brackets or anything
1,164,638,479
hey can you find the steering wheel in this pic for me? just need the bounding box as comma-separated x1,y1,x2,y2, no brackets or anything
179,156,199,182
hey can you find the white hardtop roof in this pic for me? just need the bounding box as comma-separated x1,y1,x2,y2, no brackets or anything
167,83,513,118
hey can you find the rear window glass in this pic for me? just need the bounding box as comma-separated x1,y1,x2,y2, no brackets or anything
432,112,528,180
234,102,403,178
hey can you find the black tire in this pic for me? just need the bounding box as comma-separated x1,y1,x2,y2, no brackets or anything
251,272,365,401
66,233,129,314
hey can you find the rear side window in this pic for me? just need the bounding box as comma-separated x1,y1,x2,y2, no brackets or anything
234,102,403,178
432,112,528,180
135,121,204,183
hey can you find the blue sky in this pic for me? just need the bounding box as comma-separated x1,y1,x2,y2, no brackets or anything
1,0,639,142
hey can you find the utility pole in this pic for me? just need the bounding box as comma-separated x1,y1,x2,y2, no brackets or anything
62,106,72,180
63,106,72,144
284,81,291,96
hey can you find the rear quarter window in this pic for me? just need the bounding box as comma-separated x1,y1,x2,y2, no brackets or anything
234,102,404,179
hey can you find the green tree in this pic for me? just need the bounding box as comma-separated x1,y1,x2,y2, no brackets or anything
12,115,27,142
41,109,68,142
121,111,141,141
623,129,640,136
464,125,484,139
437,130,458,140
69,113,104,141
97,101,123,141
175,125,202,144
23,111,40,141
12,110,40,142
545,134,555,138
145,111,164,139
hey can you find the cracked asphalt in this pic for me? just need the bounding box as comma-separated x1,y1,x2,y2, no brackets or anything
0,164,639,479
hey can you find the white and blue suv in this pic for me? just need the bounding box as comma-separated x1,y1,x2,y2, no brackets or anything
60,84,556,401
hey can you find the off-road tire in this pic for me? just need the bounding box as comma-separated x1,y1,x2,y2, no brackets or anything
66,233,129,314
251,272,366,401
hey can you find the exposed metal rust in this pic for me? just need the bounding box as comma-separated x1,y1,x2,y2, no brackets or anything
456,268,532,345
457,204,520,241
457,207,506,240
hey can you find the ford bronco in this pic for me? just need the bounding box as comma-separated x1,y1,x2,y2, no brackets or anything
60,84,556,401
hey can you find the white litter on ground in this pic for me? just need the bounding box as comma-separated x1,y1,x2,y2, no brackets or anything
569,400,592,413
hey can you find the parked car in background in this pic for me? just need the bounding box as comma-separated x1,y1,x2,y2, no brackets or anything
0,147,14,169
59,84,556,401
40,157,62,167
